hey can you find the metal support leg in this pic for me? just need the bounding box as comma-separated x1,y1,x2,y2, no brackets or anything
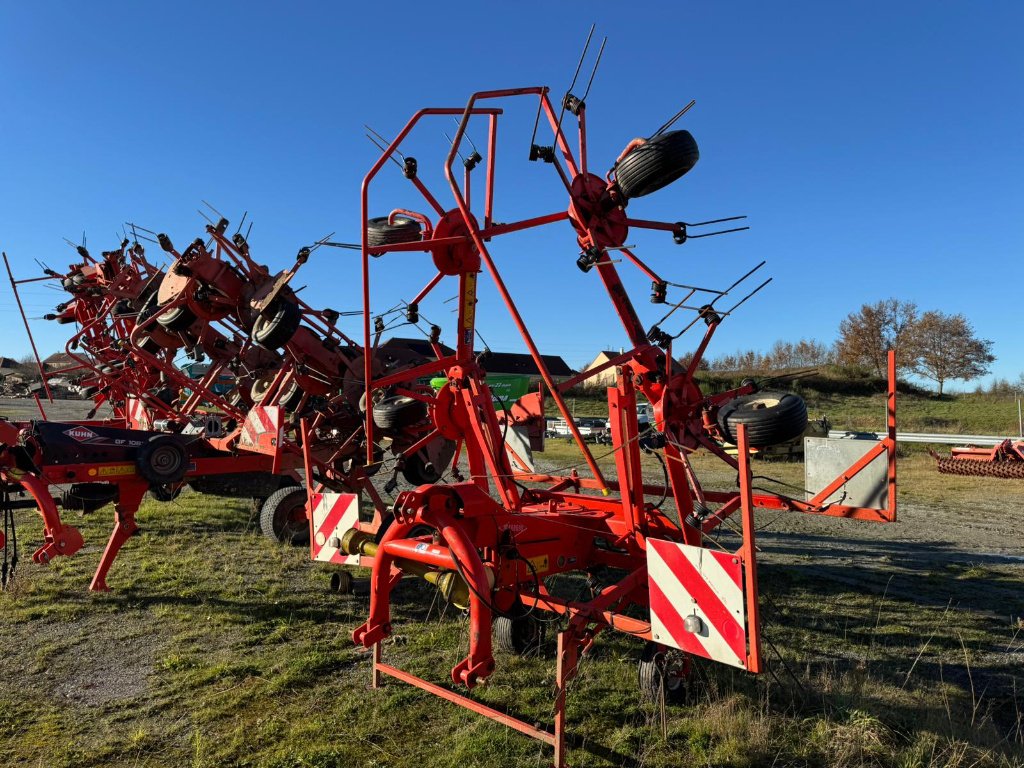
554,630,580,768
90,506,138,592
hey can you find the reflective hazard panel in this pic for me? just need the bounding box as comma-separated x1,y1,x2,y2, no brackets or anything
647,539,750,670
308,492,361,565
238,406,283,470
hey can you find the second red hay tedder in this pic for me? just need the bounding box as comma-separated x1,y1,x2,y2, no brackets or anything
1,46,901,766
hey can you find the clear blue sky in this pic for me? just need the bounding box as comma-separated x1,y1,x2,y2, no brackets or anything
2,2,1021,390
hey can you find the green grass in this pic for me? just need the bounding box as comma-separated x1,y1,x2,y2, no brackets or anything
1,472,1022,767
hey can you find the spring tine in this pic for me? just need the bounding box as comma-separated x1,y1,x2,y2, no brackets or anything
581,36,607,103
453,117,480,153
650,99,696,139
443,131,467,162
687,214,747,227
366,124,405,160
719,260,767,296
365,133,404,169
201,200,225,219
554,24,595,144
234,211,248,236
720,278,773,316
686,225,751,239
126,222,159,235
197,208,217,226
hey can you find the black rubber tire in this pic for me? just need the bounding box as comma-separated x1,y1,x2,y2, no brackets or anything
156,302,197,332
137,335,162,354
61,483,118,514
80,386,99,398
253,299,302,349
279,380,304,412
149,483,183,502
615,130,700,200
366,216,422,249
55,313,77,325
372,395,426,432
717,390,808,447
135,434,188,485
494,611,545,655
638,642,689,704
260,486,309,546
401,438,456,485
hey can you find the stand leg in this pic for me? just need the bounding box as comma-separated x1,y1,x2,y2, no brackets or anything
554,630,580,768
89,506,138,592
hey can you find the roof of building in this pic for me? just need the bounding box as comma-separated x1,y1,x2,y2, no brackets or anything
0,357,20,369
380,337,573,378
42,352,78,369
479,351,573,378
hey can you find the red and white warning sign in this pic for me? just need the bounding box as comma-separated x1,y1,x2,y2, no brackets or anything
238,406,283,468
126,397,151,430
647,538,750,670
309,492,361,565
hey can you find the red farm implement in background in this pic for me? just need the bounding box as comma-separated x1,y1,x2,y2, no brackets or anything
934,440,1024,478
299,49,900,766
1,211,451,590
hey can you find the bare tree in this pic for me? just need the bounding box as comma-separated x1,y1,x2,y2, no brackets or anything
907,311,994,396
836,299,918,376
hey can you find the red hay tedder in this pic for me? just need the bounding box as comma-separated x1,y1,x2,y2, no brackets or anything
2,44,901,767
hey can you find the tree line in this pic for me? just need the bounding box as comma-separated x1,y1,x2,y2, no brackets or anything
694,299,995,396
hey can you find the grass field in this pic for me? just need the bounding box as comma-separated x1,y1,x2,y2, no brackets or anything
1,395,1023,767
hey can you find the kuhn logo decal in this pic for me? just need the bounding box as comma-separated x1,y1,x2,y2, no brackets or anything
64,426,98,442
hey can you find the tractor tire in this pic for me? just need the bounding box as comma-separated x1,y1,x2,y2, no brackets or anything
137,335,162,354
250,377,303,411
61,483,118,514
253,299,302,349
80,386,99,398
637,642,690,704
717,390,808,447
494,611,545,655
260,486,310,546
401,438,456,485
372,395,426,432
135,434,188,485
615,130,700,200
366,216,422,250
156,303,197,332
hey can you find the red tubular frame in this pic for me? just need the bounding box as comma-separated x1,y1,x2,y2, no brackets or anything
343,84,900,768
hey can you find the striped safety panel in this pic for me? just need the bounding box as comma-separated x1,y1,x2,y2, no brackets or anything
647,539,749,669
238,405,281,456
309,492,361,565
126,397,151,430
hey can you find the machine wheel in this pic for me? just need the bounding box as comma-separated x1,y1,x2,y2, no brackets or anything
156,302,197,332
372,395,426,431
717,390,808,447
136,335,162,354
253,299,302,349
401,438,457,485
149,483,183,502
135,434,188,485
637,642,690,704
366,216,422,250
55,313,77,325
61,483,118,514
80,386,99,398
260,486,310,546
615,130,700,200
494,611,545,655
279,380,304,412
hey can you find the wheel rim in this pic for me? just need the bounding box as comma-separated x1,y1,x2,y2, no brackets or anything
150,445,183,476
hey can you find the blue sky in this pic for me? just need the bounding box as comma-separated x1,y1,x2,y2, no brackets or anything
1,2,1021,389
